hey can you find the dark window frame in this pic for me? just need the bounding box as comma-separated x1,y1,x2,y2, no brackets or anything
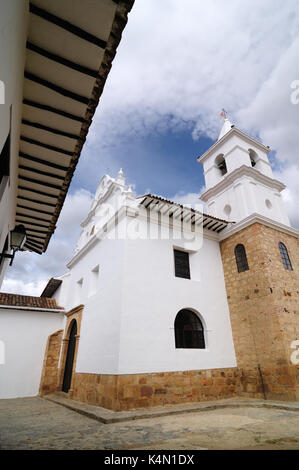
0,132,11,187
174,249,190,279
175,309,205,349
234,244,249,273
278,242,293,271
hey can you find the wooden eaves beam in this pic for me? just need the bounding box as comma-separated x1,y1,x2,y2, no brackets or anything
23,99,86,124
24,242,43,254
19,152,69,172
203,219,219,230
19,185,58,199
16,219,50,229
18,174,62,191
16,211,52,224
216,224,227,233
26,41,99,78
22,119,79,141
19,164,65,181
25,231,48,239
204,220,220,231
25,238,44,248
17,203,55,217
17,195,56,208
29,3,107,49
24,71,90,105
20,226,49,235
20,135,73,156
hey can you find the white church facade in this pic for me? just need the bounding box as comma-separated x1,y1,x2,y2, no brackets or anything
1,119,298,409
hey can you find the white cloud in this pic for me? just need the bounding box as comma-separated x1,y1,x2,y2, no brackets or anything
274,165,299,229
3,0,299,294
171,187,206,211
89,0,299,146
86,0,299,226
2,189,93,296
1,278,48,296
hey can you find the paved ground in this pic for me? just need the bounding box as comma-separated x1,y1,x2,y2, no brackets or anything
0,397,298,450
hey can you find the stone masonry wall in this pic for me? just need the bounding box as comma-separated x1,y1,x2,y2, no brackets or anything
72,368,242,411
220,222,299,401
39,330,63,395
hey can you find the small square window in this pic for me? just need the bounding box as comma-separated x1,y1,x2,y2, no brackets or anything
174,249,190,279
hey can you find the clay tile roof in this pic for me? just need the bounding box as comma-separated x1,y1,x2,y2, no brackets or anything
137,193,231,223
41,278,62,298
0,292,64,310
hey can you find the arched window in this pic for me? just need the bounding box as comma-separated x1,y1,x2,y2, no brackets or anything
234,244,249,273
174,309,205,349
215,154,227,176
278,242,293,270
248,149,258,168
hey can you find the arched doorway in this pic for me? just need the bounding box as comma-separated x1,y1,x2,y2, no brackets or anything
62,320,77,393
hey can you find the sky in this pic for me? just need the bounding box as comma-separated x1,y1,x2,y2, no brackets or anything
2,0,299,296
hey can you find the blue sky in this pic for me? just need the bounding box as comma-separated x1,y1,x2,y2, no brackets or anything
3,0,299,295
73,124,212,200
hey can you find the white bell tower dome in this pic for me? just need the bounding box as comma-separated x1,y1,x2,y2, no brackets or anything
198,116,290,226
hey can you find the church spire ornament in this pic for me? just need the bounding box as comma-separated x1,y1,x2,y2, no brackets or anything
220,108,227,119
116,168,126,185
218,109,233,141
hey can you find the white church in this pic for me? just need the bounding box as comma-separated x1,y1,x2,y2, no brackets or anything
1,117,298,409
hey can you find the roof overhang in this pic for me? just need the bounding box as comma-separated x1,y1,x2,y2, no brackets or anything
17,0,134,254
138,194,232,233
40,277,62,297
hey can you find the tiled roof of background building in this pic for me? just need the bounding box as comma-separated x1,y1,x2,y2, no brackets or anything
0,292,64,310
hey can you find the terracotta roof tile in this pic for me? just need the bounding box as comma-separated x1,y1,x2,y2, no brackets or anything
41,278,62,298
0,293,64,310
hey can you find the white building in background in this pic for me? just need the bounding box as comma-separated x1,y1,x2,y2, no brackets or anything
1,117,298,406
0,0,134,399
53,168,236,376
0,0,134,286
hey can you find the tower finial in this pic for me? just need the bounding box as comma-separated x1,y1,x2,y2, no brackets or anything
218,109,232,140
116,168,126,185
220,108,227,120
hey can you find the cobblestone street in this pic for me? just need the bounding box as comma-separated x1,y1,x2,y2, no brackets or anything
0,397,299,450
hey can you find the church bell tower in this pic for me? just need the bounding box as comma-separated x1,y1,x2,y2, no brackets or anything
199,115,299,401
198,116,290,226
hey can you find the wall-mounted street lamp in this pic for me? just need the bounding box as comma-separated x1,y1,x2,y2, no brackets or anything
0,225,27,266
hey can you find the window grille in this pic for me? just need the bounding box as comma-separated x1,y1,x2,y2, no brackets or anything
174,249,190,279
234,244,249,273
278,242,293,271
175,309,205,349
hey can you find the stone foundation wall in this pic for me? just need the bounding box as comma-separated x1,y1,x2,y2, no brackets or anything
220,222,299,401
39,330,63,395
72,368,242,411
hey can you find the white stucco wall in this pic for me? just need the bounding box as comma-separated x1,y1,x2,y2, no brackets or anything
205,174,290,226
57,204,237,376
58,237,126,374
0,307,64,398
118,229,237,374
0,0,28,287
